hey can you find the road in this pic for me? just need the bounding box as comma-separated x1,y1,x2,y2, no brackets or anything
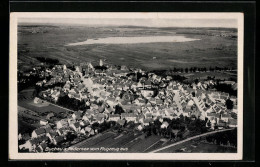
192,96,206,119
149,128,234,153
173,91,183,113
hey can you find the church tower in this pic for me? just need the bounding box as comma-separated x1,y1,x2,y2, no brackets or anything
99,59,103,67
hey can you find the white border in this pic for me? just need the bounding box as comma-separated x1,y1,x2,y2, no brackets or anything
9,12,244,160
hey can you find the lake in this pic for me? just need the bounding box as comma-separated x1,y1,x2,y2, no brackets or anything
66,36,200,46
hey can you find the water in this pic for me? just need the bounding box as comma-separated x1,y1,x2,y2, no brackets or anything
66,36,200,46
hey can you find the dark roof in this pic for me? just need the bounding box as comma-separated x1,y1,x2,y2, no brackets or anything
144,80,152,85
218,122,226,127
45,127,53,133
40,143,47,150
228,119,237,125
74,122,80,128
143,118,153,123
146,113,153,117
23,133,31,141
35,146,42,152
222,114,231,118
49,131,59,137
34,128,46,135
54,136,64,144
207,112,220,117
38,136,49,143
109,114,120,118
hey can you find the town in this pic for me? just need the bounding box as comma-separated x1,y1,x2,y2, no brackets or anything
18,59,238,153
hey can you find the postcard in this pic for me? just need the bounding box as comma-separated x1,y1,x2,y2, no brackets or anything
9,12,243,160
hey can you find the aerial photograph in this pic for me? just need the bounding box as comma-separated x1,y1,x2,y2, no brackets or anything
17,15,238,153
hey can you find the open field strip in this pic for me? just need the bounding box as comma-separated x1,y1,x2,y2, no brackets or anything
143,140,162,152
149,128,234,153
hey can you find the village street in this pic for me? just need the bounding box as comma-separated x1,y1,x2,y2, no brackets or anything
173,91,183,113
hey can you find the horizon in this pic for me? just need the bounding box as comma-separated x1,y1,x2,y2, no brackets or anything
18,18,237,28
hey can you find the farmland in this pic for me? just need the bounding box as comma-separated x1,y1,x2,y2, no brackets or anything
19,100,72,115
18,24,237,72
67,131,165,153
156,140,237,153
67,130,236,153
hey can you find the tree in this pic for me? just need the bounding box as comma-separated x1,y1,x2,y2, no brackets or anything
225,99,234,109
207,120,211,127
114,105,125,115
194,79,199,84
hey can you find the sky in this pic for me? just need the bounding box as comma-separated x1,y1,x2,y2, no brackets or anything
19,18,237,28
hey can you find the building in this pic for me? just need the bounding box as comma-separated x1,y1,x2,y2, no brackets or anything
31,128,46,138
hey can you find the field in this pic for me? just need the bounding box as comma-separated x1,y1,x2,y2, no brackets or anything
19,100,72,115
18,24,237,72
182,71,237,82
157,140,237,153
67,131,164,153
67,129,237,153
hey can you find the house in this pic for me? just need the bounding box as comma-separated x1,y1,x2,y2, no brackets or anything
206,112,220,121
221,114,232,122
31,128,46,138
70,122,81,132
135,98,146,106
171,129,180,138
72,111,82,120
217,120,227,129
35,146,43,153
85,126,92,133
145,112,153,119
46,113,55,120
144,80,152,89
56,127,68,136
187,100,195,108
22,133,31,141
137,124,144,131
46,131,59,143
19,139,37,152
53,136,65,145
33,97,41,104
183,108,191,117
40,119,48,126
88,116,97,125
96,116,104,124
121,113,137,122
20,135,49,152
228,118,237,128
80,120,90,128
117,119,126,127
161,121,169,129
39,142,47,152
109,114,120,122
141,89,154,98
106,97,118,107
80,128,86,134
56,119,69,129
82,114,90,122
155,99,163,106
143,118,153,126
